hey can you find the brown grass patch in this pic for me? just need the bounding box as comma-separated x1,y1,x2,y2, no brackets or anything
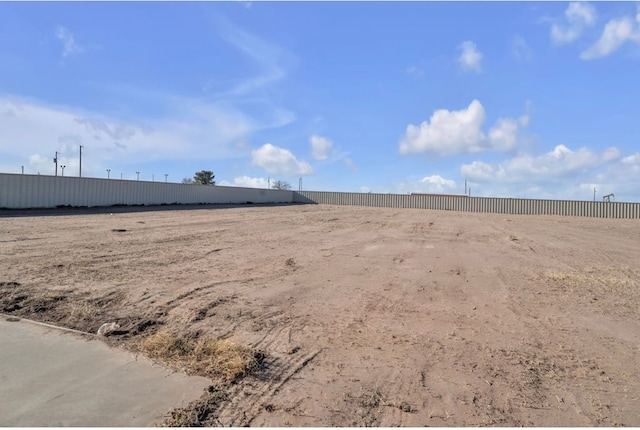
163,386,227,427
541,266,640,319
139,331,263,381
67,302,100,320
544,266,639,295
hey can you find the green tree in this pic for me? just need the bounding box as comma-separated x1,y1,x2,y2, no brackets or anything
193,170,215,185
181,178,194,184
271,180,291,190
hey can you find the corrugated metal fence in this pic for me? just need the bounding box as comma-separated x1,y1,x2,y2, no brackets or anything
0,174,293,209
3,174,638,218
293,191,640,219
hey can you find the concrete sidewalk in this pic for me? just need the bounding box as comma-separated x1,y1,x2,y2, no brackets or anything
0,317,210,426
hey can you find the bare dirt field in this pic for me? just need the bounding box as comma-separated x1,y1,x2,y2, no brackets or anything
1,203,639,426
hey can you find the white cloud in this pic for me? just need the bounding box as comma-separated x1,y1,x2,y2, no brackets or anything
55,26,83,58
400,100,485,155
343,158,357,172
394,175,458,194
210,17,294,97
406,66,424,77
619,152,640,175
309,134,354,166
551,25,581,44
580,16,640,59
310,135,333,161
488,113,530,152
551,3,640,60
220,176,269,188
550,2,598,44
459,146,640,201
420,175,457,192
512,35,533,61
251,143,313,176
28,154,57,176
461,144,621,184
566,2,598,26
622,152,640,165
0,95,255,177
457,41,482,73
399,100,529,156
200,18,296,139
589,151,640,201
461,161,498,182
487,119,517,150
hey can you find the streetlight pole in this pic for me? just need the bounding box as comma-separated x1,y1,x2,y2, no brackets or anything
61,165,66,176
106,169,111,179
136,171,140,181
79,145,83,178
21,166,24,175
164,173,168,182
593,187,596,202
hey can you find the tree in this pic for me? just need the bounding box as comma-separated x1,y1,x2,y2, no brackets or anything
271,180,291,190
193,170,215,185
181,178,194,184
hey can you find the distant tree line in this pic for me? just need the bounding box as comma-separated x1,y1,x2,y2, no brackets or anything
182,170,215,185
271,180,291,190
182,172,293,190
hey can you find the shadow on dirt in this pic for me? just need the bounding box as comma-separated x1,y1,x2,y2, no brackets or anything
0,202,310,218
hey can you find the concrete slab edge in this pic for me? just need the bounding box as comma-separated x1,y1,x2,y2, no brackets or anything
0,313,96,339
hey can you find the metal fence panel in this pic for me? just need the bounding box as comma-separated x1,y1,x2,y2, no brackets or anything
292,190,640,219
0,174,295,209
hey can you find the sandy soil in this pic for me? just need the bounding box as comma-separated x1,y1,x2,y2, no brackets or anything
1,203,639,426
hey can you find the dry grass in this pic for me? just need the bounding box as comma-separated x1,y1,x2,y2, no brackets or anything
163,386,227,427
544,266,639,295
541,265,640,319
67,302,100,320
139,331,263,381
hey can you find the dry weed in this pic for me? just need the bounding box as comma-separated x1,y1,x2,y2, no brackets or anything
163,386,227,427
544,266,639,295
67,302,99,320
140,331,263,381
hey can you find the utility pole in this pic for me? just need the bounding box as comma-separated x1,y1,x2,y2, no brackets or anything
21,166,24,175
465,179,467,196
54,151,58,176
79,145,83,178
299,177,302,191
593,187,596,202
268,177,270,189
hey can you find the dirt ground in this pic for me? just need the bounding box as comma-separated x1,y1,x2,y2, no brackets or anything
1,203,639,426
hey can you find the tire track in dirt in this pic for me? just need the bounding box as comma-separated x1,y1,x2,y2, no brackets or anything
215,349,323,426
3,205,640,426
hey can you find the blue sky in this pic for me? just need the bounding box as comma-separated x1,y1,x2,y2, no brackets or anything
1,1,640,201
